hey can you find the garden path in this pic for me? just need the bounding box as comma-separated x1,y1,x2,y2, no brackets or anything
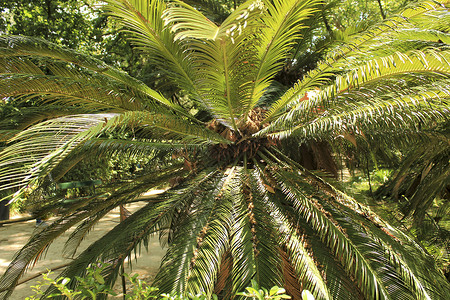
0,190,166,299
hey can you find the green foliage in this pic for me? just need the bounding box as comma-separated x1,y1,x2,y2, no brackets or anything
0,0,100,51
0,0,449,299
123,273,160,300
237,280,293,300
346,169,392,196
328,0,419,29
25,265,293,300
25,264,116,300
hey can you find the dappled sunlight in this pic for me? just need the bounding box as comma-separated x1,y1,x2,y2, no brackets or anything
1,201,166,299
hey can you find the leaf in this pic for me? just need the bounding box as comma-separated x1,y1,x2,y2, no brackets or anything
94,273,105,285
264,184,275,193
302,290,315,300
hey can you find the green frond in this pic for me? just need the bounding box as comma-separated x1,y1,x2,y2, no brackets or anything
0,106,91,132
264,148,449,299
0,114,109,193
83,138,206,154
44,169,210,298
261,50,450,139
377,135,450,223
264,0,448,121
152,169,227,294
100,111,230,144
258,190,332,300
0,73,144,112
245,0,320,113
0,36,180,113
192,38,242,130
0,110,227,201
0,167,184,297
49,198,170,298
288,93,447,141
412,2,450,32
62,166,183,258
163,0,220,41
101,0,204,106
322,0,448,63
0,197,114,299
331,202,449,299
274,198,360,300
263,156,430,299
229,167,283,293
0,130,19,142
184,191,232,296
164,0,269,128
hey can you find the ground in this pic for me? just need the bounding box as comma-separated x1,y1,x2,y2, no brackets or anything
0,192,166,299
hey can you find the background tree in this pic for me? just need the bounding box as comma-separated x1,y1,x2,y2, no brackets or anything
0,0,100,49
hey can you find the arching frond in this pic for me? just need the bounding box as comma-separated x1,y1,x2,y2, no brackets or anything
0,110,227,204
0,114,109,193
0,106,92,133
62,165,183,258
0,196,111,299
260,148,448,299
101,0,204,106
264,0,449,121
228,166,283,295
245,0,320,113
163,0,220,41
250,163,330,299
151,169,227,294
0,73,143,112
377,132,450,224
0,36,179,113
260,50,450,139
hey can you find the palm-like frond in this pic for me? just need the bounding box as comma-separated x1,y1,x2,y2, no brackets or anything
0,197,108,299
0,109,227,200
0,164,185,299
163,0,267,129
264,153,446,299
264,0,449,121
245,0,320,113
260,50,450,139
62,165,183,258
143,169,226,294
250,165,331,299
0,36,180,113
163,0,321,127
102,0,205,106
0,114,109,192
44,197,172,299
376,127,450,224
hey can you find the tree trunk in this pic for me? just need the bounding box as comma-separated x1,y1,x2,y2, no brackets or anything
0,200,9,221
376,0,386,19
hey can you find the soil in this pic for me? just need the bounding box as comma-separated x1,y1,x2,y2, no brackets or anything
0,191,167,300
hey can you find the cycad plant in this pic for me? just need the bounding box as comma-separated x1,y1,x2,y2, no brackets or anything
1,0,449,299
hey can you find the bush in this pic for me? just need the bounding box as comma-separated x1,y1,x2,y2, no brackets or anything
25,264,314,299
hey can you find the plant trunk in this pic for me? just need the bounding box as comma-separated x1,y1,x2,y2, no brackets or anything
376,0,386,19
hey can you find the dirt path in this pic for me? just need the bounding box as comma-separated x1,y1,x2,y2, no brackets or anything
0,195,166,299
